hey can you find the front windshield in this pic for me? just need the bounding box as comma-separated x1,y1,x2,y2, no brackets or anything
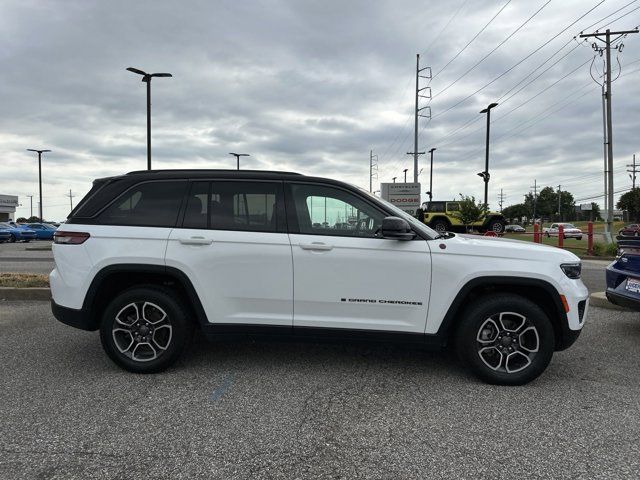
358,188,439,239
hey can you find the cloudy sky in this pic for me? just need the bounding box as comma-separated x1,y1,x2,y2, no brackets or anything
1,0,639,220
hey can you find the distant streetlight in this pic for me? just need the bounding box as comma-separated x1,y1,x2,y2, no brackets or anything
403,168,408,183
26,149,51,221
126,67,172,170
427,147,436,201
392,177,397,183
229,153,250,170
479,102,498,207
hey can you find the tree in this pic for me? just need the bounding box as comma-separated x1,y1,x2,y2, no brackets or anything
502,203,528,222
16,217,28,223
617,188,640,221
27,216,41,223
451,195,487,231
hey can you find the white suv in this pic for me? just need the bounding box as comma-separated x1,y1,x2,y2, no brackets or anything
50,170,589,385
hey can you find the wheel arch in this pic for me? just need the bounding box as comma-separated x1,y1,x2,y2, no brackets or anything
82,264,208,330
435,276,572,351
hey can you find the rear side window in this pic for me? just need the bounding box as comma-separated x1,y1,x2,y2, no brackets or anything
99,181,187,227
182,181,283,233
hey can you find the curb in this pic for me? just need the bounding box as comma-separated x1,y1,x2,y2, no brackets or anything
25,244,52,251
589,291,631,311
0,287,51,301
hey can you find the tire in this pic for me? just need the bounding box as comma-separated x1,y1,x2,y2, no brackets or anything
488,218,505,234
99,286,193,373
430,219,449,234
9,234,16,243
577,236,582,241
454,293,555,386
545,232,550,238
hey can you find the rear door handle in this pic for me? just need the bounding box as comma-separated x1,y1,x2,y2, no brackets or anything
299,242,333,251
178,236,213,245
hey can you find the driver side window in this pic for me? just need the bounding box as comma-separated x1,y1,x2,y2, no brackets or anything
289,184,385,238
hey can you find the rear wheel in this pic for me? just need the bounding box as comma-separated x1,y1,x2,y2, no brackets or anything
430,219,450,234
9,234,16,243
455,294,555,385
99,286,193,373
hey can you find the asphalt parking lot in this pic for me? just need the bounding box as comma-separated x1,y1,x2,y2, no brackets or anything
0,241,54,275
0,300,639,479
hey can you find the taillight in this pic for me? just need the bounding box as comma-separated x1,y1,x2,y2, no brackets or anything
53,231,90,245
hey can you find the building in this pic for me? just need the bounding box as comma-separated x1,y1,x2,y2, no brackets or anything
0,194,19,222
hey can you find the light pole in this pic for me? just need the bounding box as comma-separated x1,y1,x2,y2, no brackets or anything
479,102,498,207
403,168,408,183
26,149,51,221
427,147,436,201
229,153,250,170
392,177,397,183
126,67,172,170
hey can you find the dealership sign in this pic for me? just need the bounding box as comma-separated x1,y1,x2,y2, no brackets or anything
380,183,421,216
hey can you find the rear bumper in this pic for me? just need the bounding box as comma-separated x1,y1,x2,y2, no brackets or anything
605,289,640,312
51,299,98,331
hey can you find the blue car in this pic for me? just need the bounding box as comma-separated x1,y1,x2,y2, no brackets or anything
0,227,11,243
0,222,36,243
22,223,57,240
606,239,640,311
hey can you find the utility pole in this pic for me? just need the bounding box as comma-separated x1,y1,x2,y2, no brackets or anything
530,180,538,222
66,189,75,211
557,185,562,221
601,84,608,228
498,189,506,212
27,195,33,219
369,150,378,192
628,154,638,189
410,53,431,183
581,27,638,242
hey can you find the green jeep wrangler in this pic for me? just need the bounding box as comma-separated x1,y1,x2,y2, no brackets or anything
416,201,506,234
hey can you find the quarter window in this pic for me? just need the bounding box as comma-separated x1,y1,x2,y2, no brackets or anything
99,181,187,227
289,184,385,237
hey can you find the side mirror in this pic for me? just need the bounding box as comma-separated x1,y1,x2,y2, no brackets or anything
381,216,416,240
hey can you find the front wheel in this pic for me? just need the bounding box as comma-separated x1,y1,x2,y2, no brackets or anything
488,218,506,234
9,234,16,243
100,286,193,373
455,294,555,385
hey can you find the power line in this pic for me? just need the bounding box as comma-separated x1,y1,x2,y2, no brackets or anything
427,0,605,122
432,0,553,101
432,0,513,80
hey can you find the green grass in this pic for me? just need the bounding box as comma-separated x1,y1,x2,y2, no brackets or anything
501,231,618,258
0,273,49,288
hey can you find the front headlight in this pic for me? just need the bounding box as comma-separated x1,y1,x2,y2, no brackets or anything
560,263,581,279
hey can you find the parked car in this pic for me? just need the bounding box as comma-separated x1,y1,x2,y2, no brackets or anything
606,239,640,311
51,169,588,385
0,227,11,243
22,223,57,240
544,223,583,240
0,222,36,242
505,224,526,233
618,224,640,237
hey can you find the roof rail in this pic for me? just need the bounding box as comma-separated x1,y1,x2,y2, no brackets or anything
125,169,302,175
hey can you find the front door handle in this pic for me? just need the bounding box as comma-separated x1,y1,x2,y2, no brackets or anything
178,236,213,245
299,242,333,251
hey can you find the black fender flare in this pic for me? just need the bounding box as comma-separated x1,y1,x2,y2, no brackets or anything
433,276,575,351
